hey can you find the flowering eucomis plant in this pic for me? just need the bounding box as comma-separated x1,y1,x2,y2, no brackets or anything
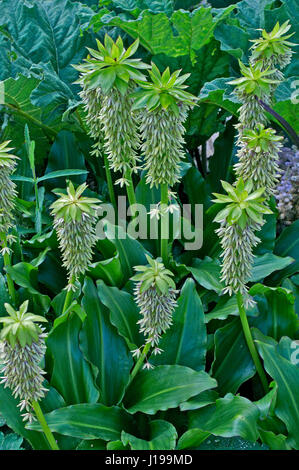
75,35,149,180
235,124,283,197
132,255,177,360
213,179,272,302
50,182,101,287
132,64,198,188
0,301,48,422
250,21,295,69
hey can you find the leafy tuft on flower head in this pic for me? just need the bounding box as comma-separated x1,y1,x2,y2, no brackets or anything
212,178,272,229
74,35,149,95
50,181,101,222
228,61,279,98
250,21,295,66
131,63,198,115
132,254,176,295
0,301,47,348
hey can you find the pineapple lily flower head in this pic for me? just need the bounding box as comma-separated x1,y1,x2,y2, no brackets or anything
242,124,283,152
132,255,176,295
0,140,19,171
50,181,101,222
212,178,272,229
228,61,280,97
74,34,149,95
131,63,198,115
0,301,47,348
132,255,177,349
250,21,295,62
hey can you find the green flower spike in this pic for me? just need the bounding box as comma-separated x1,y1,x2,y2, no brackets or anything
212,179,272,303
0,141,19,236
250,21,295,72
132,64,198,187
132,255,178,357
228,61,279,130
75,35,149,176
0,301,48,422
235,124,283,197
50,182,101,287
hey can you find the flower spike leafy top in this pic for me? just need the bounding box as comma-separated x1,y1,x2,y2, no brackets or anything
250,21,295,64
228,61,279,98
50,182,101,284
132,255,177,350
242,125,283,152
132,63,198,115
132,254,176,295
74,35,149,95
50,182,101,222
0,301,47,348
212,178,272,229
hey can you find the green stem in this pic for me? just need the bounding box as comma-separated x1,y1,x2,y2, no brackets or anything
160,183,169,265
129,343,151,383
104,155,117,210
32,401,59,451
236,292,269,393
0,232,16,305
125,169,136,208
62,275,76,314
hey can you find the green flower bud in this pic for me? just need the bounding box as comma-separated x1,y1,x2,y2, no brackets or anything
0,141,19,236
132,255,177,347
50,182,101,285
235,125,283,197
0,301,48,422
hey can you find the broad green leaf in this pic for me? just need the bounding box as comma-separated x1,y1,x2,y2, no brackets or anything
250,253,294,282
44,131,87,188
271,220,299,283
27,404,134,441
204,295,239,323
121,420,178,450
80,278,132,406
123,365,217,414
187,394,260,445
180,390,219,412
212,318,255,394
188,257,223,293
0,432,23,450
103,222,148,279
88,256,124,287
97,281,144,349
152,278,207,371
93,6,235,62
0,384,50,449
37,169,88,183
76,439,106,450
250,284,298,340
254,329,299,449
46,312,99,405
